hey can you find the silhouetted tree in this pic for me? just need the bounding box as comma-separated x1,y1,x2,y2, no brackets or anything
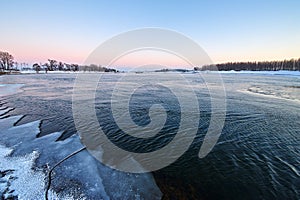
0,51,14,71
58,62,64,71
71,64,79,71
47,59,57,71
33,63,41,73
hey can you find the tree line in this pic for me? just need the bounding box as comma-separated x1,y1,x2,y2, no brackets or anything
195,58,300,71
0,51,117,73
33,59,118,72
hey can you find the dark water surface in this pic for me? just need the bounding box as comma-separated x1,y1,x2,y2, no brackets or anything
0,73,299,199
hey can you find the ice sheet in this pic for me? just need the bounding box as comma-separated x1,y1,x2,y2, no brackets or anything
0,114,162,199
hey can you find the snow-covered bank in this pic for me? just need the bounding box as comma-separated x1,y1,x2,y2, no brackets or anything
20,70,80,74
204,70,300,77
19,70,108,74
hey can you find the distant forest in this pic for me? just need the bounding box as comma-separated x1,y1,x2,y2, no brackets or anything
195,58,300,71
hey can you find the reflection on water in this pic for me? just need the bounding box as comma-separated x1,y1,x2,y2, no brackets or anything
0,73,299,199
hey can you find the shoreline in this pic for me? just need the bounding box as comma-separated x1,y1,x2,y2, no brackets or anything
1,69,300,76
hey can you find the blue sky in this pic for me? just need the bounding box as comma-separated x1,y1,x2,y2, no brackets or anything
1,0,299,67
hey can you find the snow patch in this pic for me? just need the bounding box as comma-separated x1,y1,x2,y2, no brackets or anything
0,144,61,200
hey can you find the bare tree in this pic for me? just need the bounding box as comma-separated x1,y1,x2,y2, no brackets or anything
48,59,57,71
0,51,14,71
14,62,19,70
33,63,41,73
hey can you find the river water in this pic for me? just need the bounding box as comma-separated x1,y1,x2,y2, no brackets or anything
0,72,299,199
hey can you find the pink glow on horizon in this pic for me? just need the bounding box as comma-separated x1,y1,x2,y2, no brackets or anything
5,42,300,67
110,50,192,68
11,48,86,65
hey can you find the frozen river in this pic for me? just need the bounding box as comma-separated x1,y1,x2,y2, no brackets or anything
0,71,299,199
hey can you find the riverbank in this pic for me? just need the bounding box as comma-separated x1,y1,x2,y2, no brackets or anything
0,71,21,75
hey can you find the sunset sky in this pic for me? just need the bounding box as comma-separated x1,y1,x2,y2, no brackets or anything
1,0,299,68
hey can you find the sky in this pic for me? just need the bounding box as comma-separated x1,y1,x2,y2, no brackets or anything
1,0,300,68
